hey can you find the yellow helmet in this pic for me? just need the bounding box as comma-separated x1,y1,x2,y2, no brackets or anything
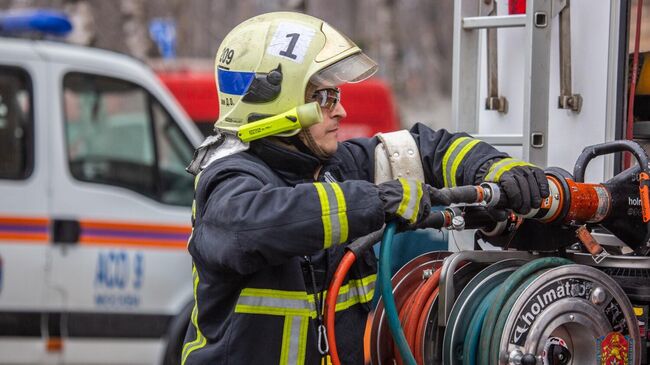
213,12,377,138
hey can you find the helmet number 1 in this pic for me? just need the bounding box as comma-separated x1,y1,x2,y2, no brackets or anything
219,47,235,65
279,33,300,60
267,22,315,63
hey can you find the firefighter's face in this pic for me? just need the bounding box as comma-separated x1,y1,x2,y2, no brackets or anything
307,97,346,155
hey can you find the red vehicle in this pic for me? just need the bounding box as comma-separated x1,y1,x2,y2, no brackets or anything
156,69,400,139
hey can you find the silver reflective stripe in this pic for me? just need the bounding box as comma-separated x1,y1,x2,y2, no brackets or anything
484,158,532,182
322,184,342,247
285,316,305,365
405,179,419,222
444,137,475,187
336,277,376,306
237,295,312,311
484,158,515,181
398,178,420,223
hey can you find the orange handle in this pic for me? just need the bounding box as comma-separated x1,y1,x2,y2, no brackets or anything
640,172,650,223
576,225,603,256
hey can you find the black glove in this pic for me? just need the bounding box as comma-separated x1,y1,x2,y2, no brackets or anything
481,158,549,214
378,178,431,226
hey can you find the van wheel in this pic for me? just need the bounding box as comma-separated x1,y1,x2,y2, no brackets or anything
162,301,193,365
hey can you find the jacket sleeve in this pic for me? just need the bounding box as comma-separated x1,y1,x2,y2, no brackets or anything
336,122,508,188
190,161,385,275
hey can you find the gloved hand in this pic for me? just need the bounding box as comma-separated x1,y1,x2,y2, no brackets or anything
481,158,549,214
378,178,431,226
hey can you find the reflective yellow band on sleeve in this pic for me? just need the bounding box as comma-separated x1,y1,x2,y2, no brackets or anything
396,178,421,224
442,137,470,187
449,139,481,187
484,158,533,182
330,183,349,244
442,136,481,187
314,182,349,249
314,183,333,248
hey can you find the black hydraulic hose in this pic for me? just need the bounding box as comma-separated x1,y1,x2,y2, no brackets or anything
347,227,386,257
433,185,485,206
454,206,506,230
573,140,650,182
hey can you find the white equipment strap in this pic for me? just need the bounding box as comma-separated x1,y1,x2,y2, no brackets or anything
374,130,425,184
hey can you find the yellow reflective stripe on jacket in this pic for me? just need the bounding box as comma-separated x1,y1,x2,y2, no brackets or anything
484,158,533,181
235,289,316,317
181,265,206,365
330,183,349,244
333,274,376,311
442,136,481,187
235,274,377,317
192,171,202,218
188,172,202,248
314,183,349,249
280,315,309,365
450,139,481,187
234,275,373,365
396,178,422,224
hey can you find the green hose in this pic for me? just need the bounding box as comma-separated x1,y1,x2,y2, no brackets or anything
463,286,499,365
488,269,549,364
477,257,572,365
379,222,417,365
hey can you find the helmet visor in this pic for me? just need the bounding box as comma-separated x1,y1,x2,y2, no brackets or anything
310,52,378,88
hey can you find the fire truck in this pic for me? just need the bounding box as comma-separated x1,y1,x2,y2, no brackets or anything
356,1,650,364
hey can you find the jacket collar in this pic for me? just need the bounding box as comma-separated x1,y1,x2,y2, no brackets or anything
249,139,323,184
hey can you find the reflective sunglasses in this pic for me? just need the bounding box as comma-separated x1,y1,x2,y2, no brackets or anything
310,87,341,112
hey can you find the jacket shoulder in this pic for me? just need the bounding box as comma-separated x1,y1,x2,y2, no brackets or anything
200,151,274,183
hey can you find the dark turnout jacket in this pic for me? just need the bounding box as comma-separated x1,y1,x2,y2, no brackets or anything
182,123,506,365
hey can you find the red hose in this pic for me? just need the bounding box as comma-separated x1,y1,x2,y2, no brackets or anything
325,251,357,365
414,287,439,363
395,280,426,365
626,0,644,168
405,268,441,364
386,266,443,365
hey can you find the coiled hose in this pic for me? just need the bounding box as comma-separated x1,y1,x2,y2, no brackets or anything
379,222,418,365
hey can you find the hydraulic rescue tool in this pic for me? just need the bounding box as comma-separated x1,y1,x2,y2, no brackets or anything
326,140,650,365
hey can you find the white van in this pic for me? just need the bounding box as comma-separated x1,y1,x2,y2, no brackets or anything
0,35,202,364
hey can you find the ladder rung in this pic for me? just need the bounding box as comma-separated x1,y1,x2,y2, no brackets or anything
462,15,526,29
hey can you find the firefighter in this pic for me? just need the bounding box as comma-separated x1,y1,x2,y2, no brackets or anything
181,12,548,365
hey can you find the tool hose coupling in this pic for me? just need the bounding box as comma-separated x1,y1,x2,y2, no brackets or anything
479,182,501,207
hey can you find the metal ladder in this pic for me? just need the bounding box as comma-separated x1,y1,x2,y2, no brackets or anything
451,0,581,166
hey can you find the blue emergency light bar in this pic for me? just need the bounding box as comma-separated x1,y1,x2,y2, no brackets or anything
0,9,72,36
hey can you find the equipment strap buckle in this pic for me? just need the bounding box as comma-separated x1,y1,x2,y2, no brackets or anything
592,249,610,264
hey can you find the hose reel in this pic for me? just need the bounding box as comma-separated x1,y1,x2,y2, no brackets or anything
370,255,641,365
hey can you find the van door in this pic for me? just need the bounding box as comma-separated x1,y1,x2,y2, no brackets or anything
0,64,53,362
48,70,195,364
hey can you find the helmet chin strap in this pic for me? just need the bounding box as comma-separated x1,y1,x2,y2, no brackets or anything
298,129,333,161
288,129,332,161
